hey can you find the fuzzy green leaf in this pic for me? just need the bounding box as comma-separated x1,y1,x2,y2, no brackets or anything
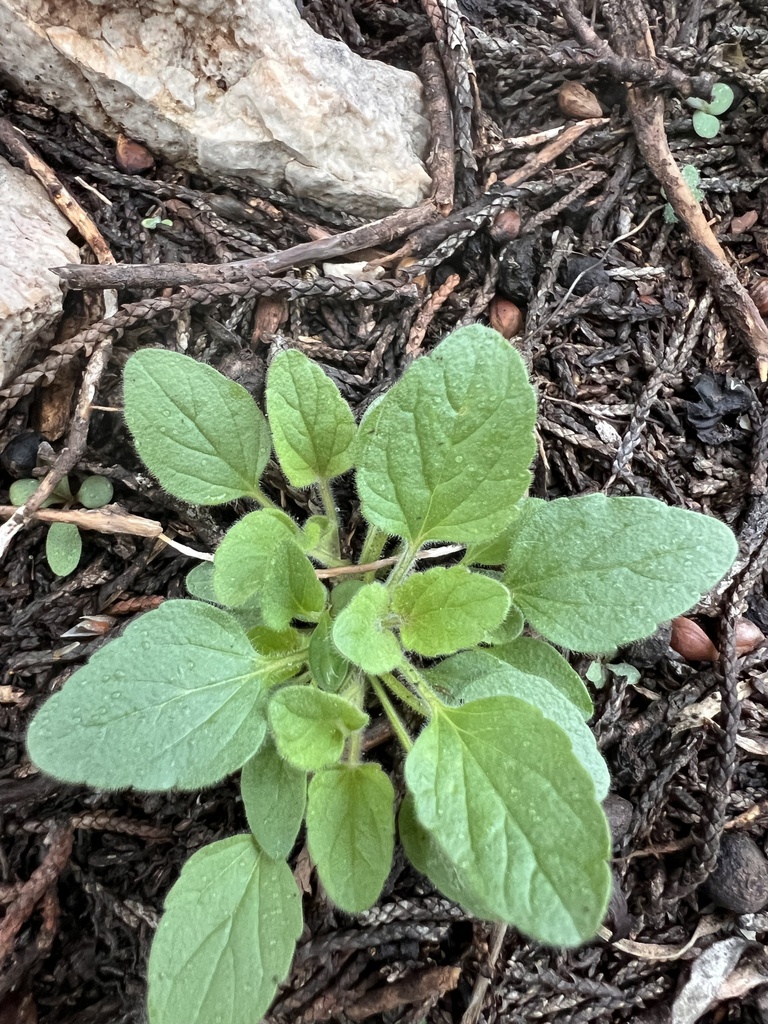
268,686,368,771
405,698,611,946
503,495,737,652
147,835,302,1024
482,605,525,646
393,566,510,657
27,601,277,790
307,764,394,913
692,110,720,138
356,326,537,544
76,476,114,509
123,349,270,504
266,349,357,487
308,611,350,692
425,651,608,798
214,510,327,628
331,582,401,675
302,515,340,565
491,637,593,718
45,522,82,576
240,739,306,859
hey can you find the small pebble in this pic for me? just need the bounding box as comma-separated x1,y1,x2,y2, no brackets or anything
701,833,768,914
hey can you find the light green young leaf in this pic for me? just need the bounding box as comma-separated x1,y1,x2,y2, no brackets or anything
268,686,368,771
302,514,340,565
266,348,357,487
491,637,593,718
405,698,611,946
462,521,518,566
186,562,264,631
76,475,114,509
214,510,327,628
482,605,525,646
708,83,735,115
27,601,277,790
692,110,720,138
330,578,365,614
356,326,537,544
123,349,271,504
45,522,82,576
307,764,394,913
241,739,307,859
392,566,510,657
308,611,350,692
504,495,737,652
331,582,401,675
425,651,608,798
147,835,302,1024
248,625,306,660
11,478,71,508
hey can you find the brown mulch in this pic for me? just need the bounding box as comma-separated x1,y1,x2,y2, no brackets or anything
2,0,768,1021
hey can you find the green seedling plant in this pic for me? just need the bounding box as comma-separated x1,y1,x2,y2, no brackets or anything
685,82,734,139
663,163,705,224
27,326,738,1024
10,474,114,576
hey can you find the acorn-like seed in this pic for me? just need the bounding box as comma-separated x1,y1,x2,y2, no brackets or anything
749,279,768,316
115,134,155,174
670,616,718,661
489,297,524,339
557,82,603,120
489,209,521,244
734,617,765,656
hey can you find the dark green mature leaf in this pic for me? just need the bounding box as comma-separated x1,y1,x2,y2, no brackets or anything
504,495,738,652
405,698,611,946
268,686,368,771
45,522,82,576
307,764,394,912
147,835,302,1024
27,601,277,790
426,652,608,798
393,566,510,656
123,349,270,504
214,510,327,628
308,612,351,692
331,583,401,675
356,326,537,544
241,739,306,859
492,637,593,718
266,349,357,487
185,562,264,631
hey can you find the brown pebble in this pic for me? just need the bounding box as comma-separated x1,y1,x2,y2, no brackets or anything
701,833,768,914
115,134,155,174
489,296,524,339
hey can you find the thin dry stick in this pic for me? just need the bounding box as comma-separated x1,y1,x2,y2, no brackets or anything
0,504,163,538
421,42,455,213
460,923,507,1024
315,544,463,579
601,0,768,379
406,273,461,358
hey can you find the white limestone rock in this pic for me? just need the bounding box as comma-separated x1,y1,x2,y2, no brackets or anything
0,158,81,386
0,0,432,216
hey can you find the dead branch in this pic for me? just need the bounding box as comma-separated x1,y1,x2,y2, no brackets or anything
421,43,455,212
0,504,163,538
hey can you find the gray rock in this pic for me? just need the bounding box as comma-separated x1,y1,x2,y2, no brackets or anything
0,158,81,386
701,833,768,914
0,0,432,216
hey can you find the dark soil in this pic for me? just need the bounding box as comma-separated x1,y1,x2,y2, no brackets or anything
2,1,768,1022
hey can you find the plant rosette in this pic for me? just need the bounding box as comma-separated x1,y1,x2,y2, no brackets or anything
26,326,738,1024
685,82,735,139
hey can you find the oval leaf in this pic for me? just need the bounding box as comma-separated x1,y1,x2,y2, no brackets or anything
425,651,608,798
307,764,394,913
503,495,738,652
241,739,307,859
123,349,270,504
692,110,720,139
266,348,357,487
214,510,327,628
708,83,734,116
76,475,114,509
331,582,401,675
27,601,274,790
45,522,82,576
148,835,302,1024
356,326,537,544
308,611,351,692
491,637,593,718
393,565,510,657
405,697,611,946
268,686,368,771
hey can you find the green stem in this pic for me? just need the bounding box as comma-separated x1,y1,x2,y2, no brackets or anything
370,677,413,752
385,539,421,590
381,672,430,717
343,673,367,765
399,660,442,713
317,477,341,559
251,485,280,511
358,524,388,582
